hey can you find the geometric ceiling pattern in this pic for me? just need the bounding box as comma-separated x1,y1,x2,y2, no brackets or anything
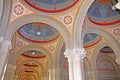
84,33,101,48
87,0,120,25
24,0,78,13
18,22,59,43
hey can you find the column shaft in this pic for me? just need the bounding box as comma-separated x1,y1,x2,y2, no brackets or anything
0,41,12,79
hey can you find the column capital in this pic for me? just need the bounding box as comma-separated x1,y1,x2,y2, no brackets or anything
64,49,74,62
64,48,86,62
74,48,86,60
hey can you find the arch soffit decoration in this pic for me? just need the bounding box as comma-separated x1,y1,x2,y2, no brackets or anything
74,0,95,48
5,14,72,49
12,45,53,69
82,27,120,60
16,60,44,74
18,71,38,80
16,65,44,80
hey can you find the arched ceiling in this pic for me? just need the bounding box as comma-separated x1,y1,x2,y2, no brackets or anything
84,33,101,48
23,0,78,13
18,22,59,43
22,50,46,58
87,0,120,25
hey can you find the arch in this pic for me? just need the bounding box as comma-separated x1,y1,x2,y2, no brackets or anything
16,60,44,76
82,27,120,61
11,45,53,69
91,43,120,80
74,0,95,48
18,72,37,80
5,14,72,49
55,36,65,68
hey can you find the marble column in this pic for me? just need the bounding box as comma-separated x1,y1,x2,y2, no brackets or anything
73,48,86,80
49,68,55,80
64,48,86,80
3,64,16,80
0,41,12,79
64,49,74,80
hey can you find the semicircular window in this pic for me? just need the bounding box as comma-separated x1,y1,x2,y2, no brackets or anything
84,33,101,48
87,0,120,25
23,0,78,13
19,22,59,43
22,50,45,58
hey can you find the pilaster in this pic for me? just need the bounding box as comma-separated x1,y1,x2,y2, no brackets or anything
0,40,12,79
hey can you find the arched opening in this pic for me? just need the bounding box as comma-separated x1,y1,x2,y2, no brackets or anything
4,21,69,80
96,46,120,80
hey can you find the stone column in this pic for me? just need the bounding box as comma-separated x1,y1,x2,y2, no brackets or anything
0,41,12,79
3,64,16,80
64,49,75,80
73,48,86,80
48,68,60,80
55,68,60,80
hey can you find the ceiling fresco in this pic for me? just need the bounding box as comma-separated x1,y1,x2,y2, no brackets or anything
22,50,46,58
87,0,120,25
100,46,114,53
23,0,78,13
18,22,59,43
84,33,101,48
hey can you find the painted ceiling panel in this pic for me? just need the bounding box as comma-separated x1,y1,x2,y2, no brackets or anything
84,33,101,48
87,0,120,25
18,22,59,43
100,46,114,53
23,0,78,13
22,50,46,58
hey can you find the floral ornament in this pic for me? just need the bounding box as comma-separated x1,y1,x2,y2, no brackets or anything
14,4,24,15
63,15,72,25
113,28,120,36
16,40,24,48
49,45,54,51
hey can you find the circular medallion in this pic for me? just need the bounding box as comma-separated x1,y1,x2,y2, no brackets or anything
14,4,24,15
113,28,120,36
63,15,72,25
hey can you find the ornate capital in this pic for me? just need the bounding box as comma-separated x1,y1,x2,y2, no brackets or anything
73,48,86,62
64,49,74,62
64,48,86,62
